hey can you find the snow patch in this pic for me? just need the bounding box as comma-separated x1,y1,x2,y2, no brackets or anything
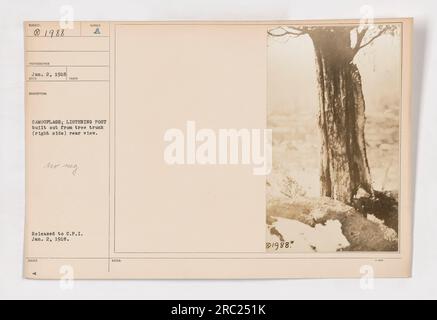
267,217,350,252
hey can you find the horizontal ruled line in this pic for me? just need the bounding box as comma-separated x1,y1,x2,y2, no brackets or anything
25,50,109,53
27,65,109,67
26,80,109,82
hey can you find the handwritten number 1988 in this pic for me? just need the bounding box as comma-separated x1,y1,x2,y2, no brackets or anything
33,28,65,37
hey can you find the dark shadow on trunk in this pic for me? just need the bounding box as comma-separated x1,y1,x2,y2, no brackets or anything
309,27,373,204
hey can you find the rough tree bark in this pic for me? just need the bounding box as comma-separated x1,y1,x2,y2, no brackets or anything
309,27,373,203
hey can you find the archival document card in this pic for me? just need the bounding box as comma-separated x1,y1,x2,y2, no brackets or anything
24,19,413,279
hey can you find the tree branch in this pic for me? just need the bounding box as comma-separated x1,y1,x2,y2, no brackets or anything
357,25,389,51
353,27,368,52
267,26,307,37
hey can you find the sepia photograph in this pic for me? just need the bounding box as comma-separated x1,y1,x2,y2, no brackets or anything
266,23,402,252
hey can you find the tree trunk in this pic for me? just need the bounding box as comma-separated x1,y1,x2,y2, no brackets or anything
309,28,373,203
